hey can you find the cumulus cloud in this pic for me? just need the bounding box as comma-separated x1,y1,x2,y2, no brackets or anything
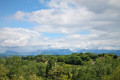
39,0,44,3
5,0,120,50
109,0,120,7
0,28,40,47
13,11,25,20
13,0,120,33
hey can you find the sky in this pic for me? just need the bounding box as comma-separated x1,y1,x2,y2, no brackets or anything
0,0,120,52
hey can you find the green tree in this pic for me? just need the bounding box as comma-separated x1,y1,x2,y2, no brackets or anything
48,65,67,80
0,64,9,80
102,66,120,80
37,62,47,77
46,59,55,77
28,74,43,80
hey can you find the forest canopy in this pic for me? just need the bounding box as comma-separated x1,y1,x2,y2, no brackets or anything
0,53,120,80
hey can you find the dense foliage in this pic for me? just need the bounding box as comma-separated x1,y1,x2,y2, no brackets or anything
0,53,120,80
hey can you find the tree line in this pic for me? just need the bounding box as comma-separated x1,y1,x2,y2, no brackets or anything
0,53,120,80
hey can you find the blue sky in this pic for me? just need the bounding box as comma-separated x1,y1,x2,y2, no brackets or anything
0,0,120,52
0,0,47,28
0,0,48,16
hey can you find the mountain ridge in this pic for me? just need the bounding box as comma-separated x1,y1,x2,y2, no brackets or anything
0,49,120,56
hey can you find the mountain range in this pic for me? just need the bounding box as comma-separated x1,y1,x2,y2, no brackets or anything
0,49,120,56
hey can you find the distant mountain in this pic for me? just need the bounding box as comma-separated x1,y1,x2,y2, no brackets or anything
0,50,20,56
77,49,120,55
0,49,73,56
31,49,73,55
0,49,120,56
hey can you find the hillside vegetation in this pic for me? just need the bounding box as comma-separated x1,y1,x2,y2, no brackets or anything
0,53,120,80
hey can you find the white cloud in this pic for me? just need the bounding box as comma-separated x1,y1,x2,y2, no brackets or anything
39,0,44,3
6,0,120,51
109,0,120,7
13,4,95,33
13,11,25,20
13,0,120,33
0,28,40,47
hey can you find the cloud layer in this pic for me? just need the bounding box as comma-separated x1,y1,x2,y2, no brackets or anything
0,28,40,47
1,0,120,52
